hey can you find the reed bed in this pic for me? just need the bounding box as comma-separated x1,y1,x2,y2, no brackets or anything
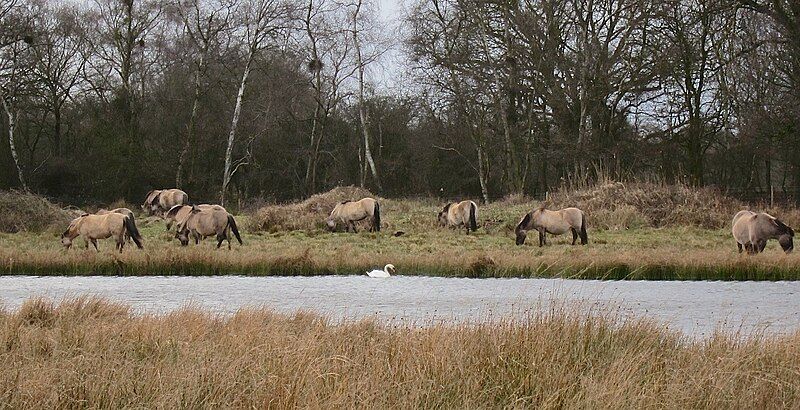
0,297,798,408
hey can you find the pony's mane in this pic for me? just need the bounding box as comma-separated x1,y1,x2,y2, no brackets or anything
340,200,352,205
774,218,795,237
442,203,452,213
165,204,187,218
516,213,532,233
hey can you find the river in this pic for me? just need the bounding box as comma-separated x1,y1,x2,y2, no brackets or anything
0,275,797,338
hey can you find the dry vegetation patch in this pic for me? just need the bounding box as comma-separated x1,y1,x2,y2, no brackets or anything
247,186,376,232
0,190,79,233
1,297,799,408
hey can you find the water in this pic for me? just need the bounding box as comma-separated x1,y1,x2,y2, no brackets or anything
0,275,798,339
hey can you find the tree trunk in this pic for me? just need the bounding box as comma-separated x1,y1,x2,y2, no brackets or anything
1,96,27,191
177,50,206,189
352,1,380,191
477,144,489,203
221,47,254,205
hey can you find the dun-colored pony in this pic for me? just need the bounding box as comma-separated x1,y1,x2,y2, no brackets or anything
326,198,381,233
438,200,478,234
61,213,143,252
165,204,225,230
732,210,794,254
96,208,136,242
175,206,242,249
142,189,188,216
515,205,588,246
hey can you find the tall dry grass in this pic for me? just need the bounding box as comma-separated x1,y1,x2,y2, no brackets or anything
247,186,376,232
0,190,79,233
0,297,798,408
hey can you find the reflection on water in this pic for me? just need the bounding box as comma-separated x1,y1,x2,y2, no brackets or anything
0,275,797,338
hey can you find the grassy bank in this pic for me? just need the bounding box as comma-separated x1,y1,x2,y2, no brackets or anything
0,204,798,280
1,185,799,279
1,297,799,408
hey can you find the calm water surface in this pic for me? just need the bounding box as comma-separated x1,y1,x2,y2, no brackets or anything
0,275,798,338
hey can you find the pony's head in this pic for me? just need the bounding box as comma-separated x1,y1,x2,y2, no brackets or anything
779,234,794,253
437,203,452,226
774,218,795,253
174,226,190,246
515,213,532,245
60,229,73,248
142,190,162,215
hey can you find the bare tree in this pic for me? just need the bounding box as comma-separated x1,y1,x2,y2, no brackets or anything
221,0,287,205
350,0,383,191
175,0,234,189
0,0,32,191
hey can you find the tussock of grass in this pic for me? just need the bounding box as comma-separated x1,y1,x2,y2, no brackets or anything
547,181,744,229
1,297,799,407
247,186,376,232
0,190,79,233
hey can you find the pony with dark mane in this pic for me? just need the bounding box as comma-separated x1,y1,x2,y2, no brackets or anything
732,210,794,254
326,198,381,233
438,200,478,234
515,205,588,246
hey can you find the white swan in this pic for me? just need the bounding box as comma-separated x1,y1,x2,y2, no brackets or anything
366,264,395,278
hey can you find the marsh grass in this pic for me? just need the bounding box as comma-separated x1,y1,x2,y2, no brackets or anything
2,185,800,279
1,297,799,408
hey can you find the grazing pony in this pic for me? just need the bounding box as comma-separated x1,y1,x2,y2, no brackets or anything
61,213,143,252
326,198,381,233
732,210,794,254
438,200,478,234
515,205,588,246
174,206,242,249
165,204,225,231
96,207,136,242
142,189,188,216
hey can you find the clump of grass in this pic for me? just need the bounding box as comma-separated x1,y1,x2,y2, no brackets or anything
247,186,376,232
1,297,799,408
0,190,79,233
547,181,744,229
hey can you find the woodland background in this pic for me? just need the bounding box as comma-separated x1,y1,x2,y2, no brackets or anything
0,0,798,206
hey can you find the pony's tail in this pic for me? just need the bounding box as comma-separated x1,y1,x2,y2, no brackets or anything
580,212,588,245
124,216,144,249
469,202,478,232
227,214,243,245
373,201,381,232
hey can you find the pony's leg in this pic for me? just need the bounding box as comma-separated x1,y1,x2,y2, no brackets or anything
571,228,578,245
538,230,545,247
737,243,743,253
758,240,768,253
216,234,224,249
91,239,99,251
350,221,358,233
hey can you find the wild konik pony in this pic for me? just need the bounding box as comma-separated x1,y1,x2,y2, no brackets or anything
515,205,588,246
174,206,242,249
326,198,381,233
142,189,188,216
731,210,794,254
96,207,136,242
61,213,143,252
438,200,478,234
165,204,226,230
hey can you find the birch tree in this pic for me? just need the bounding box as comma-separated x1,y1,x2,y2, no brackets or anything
175,0,234,189
350,0,383,190
221,0,286,205
0,0,31,191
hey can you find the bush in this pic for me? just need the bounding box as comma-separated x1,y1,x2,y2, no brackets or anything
247,186,376,232
0,190,80,233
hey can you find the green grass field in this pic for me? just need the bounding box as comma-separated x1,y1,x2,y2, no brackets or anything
0,196,798,280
